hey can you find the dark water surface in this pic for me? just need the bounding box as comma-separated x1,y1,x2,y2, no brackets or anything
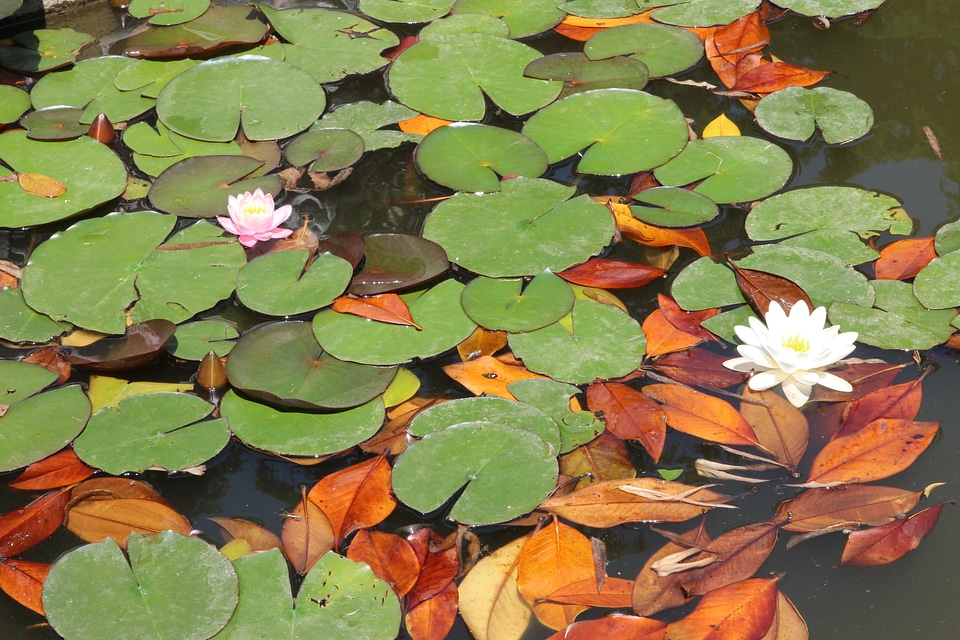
2,1,960,638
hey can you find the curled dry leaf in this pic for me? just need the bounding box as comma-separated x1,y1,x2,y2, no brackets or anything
739,387,808,471
634,523,713,616
558,431,636,490
840,502,952,567
604,199,712,257
456,326,508,361
774,485,925,533
762,591,809,640
209,516,283,555
65,496,192,546
306,454,396,545
547,615,667,640
731,61,830,94
281,489,335,574
347,529,421,598
0,559,49,616
658,294,718,343
459,535,532,640
684,522,779,596
586,382,667,463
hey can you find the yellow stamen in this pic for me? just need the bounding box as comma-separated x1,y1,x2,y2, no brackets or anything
782,333,809,352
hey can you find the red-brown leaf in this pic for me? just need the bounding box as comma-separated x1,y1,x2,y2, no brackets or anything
658,295,719,342
774,485,924,532
729,261,812,316
739,388,808,471
633,524,713,616
209,517,283,554
282,490,335,574
874,237,937,280
9,449,95,490
643,309,707,359
587,382,667,462
643,384,760,447
405,581,458,640
542,576,635,608
651,347,747,389
307,454,397,545
835,378,923,439
332,293,422,329
0,559,49,615
347,529,421,597
713,12,769,60
558,258,665,289
0,488,70,557
684,522,779,596
548,615,667,640
840,502,951,566
406,528,461,609
558,431,636,489
731,61,830,94
21,346,72,384
664,577,779,640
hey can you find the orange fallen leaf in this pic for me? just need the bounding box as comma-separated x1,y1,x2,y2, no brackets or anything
774,485,925,532
282,488,335,574
0,559,49,616
65,496,192,546
643,309,706,358
209,517,283,555
406,528,460,609
553,11,656,41
542,576,635,608
633,523,713,616
348,529,421,598
332,293,422,329
405,581,458,640
874,237,937,280
0,488,70,557
604,199,712,256
443,354,548,400
559,257,665,289
307,454,396,545
643,383,761,447
731,61,830,94
739,387,808,471
9,448,94,490
547,615,666,640
586,382,667,462
664,576,779,640
559,431,636,489
399,113,452,135
17,172,66,198
834,378,923,439
840,502,951,566
456,326,508,361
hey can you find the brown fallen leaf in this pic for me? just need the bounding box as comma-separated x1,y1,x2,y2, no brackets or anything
840,502,952,566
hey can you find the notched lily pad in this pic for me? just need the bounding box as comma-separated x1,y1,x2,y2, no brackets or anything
0,287,72,343
584,23,703,78
630,186,719,227
523,52,649,98
128,0,210,25
284,128,365,173
125,121,242,178
148,155,280,218
314,101,421,152
460,269,574,332
165,319,238,360
451,0,567,39
20,106,88,141
755,86,874,144
236,249,354,316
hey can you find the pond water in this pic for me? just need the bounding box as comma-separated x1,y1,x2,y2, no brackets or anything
1,0,960,638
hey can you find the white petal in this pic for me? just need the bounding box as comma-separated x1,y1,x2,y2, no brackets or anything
764,302,788,330
815,371,853,393
736,344,780,369
723,356,763,372
781,378,813,407
747,369,786,391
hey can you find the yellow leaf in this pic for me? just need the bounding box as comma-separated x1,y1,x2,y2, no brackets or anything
702,113,741,138
88,375,194,413
459,535,533,640
17,172,66,198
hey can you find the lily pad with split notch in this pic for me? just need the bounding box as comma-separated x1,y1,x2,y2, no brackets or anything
284,128,365,173
755,86,874,144
584,23,703,78
165,319,238,361
348,233,448,296
148,155,280,218
562,0,647,18
236,249,354,316
63,319,176,372
638,0,761,27
121,6,269,58
0,287,72,343
358,0,456,23
523,53,649,98
450,0,567,38
225,320,397,410
124,121,242,178
508,378,603,452
630,186,719,227
314,101,421,152
20,106,87,141
460,269,574,332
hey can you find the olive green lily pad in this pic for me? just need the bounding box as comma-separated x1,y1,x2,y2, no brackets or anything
523,53,649,98
74,392,229,474
638,0,761,26
408,396,560,452
0,85,29,125
671,257,746,311
562,0,646,18
629,186,719,227
236,250,353,316
221,391,385,456
30,56,155,124
829,280,957,351
0,131,127,228
935,219,960,256
0,287,70,343
121,6,269,58
653,136,793,204
0,28,94,73
284,129,365,173
359,0,456,23
422,177,615,278
129,0,210,25
113,58,201,98
314,101,421,152
451,0,566,38
43,532,238,640
914,249,960,310
148,155,281,218
125,121,242,178
20,106,87,140
415,123,547,192
507,378,604,452
313,279,476,365
420,12,511,37
392,421,558,525
215,549,401,640
461,270,574,332
348,233,449,296
0,361,90,472
156,55,326,143
700,305,757,343
776,0,887,18
0,0,21,20
387,33,562,120
521,88,689,175
166,319,238,360
509,299,646,384
226,321,397,410
382,368,421,407
755,86,874,144
584,23,703,77
258,5,399,84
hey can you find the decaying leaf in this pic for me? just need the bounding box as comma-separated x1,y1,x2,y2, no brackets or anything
840,502,952,566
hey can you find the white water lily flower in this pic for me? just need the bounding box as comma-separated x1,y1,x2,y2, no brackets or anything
723,301,857,407
217,188,293,248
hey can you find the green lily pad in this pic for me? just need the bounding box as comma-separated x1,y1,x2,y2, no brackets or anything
313,279,477,365
166,319,238,360
523,53,650,98
387,32,562,120
20,106,87,140
226,321,397,410
0,130,127,228
359,0,456,23
0,287,71,343
562,0,646,18
0,85,29,125
584,23,703,77
670,257,746,311
221,391,385,456
521,88,689,175
408,395,561,451
148,155,281,218
121,6,269,58
63,319,176,372
30,56,155,124
258,5,399,84
420,12,512,37
214,549,401,640
156,55,326,142
638,0,761,26
382,367,421,407
415,123,547,192
451,0,566,38
348,233,449,296
74,392,229,474
129,0,210,25
314,101,421,152
125,121,242,177
934,219,960,256
113,58,201,98
0,361,90,472
43,532,238,640
461,270,574,332
422,177,615,278
829,280,957,350
284,129,365,173
236,250,353,316
392,421,558,525
914,249,960,310
629,186,720,227
0,0,21,20
755,86,874,144
701,305,757,343
0,28,94,73
776,0,888,18
509,299,646,384
653,136,793,204
507,378,604,453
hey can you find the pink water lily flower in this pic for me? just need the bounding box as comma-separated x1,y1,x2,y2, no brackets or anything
217,188,293,247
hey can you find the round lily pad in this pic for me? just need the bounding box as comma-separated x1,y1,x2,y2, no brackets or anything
156,55,326,142
0,130,127,228
523,52,650,98
128,0,210,25
415,123,547,192
226,321,397,410
914,250,960,310
584,23,703,77
776,0,886,18
20,106,89,141
313,279,477,365
450,0,566,38
236,250,354,316
461,269,574,332
221,390,386,457
121,6,269,58
422,177,615,277
562,0,647,18
755,86,874,144
314,101,421,152
521,88,689,175
670,257,746,311
653,136,793,204
392,421,559,525
74,392,230,474
387,32,562,120
43,532,238,640
419,12,511,37
629,186,720,227
643,0,761,27
359,0,456,23
147,155,281,218
348,233,449,296
166,319,238,360
0,85,30,125
509,299,646,384
284,128,365,173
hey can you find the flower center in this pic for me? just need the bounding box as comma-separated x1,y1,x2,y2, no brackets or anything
243,202,268,217
781,333,810,353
